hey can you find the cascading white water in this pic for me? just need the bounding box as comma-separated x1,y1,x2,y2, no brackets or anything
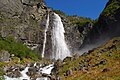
4,67,30,80
4,63,54,80
42,13,49,58
51,13,71,60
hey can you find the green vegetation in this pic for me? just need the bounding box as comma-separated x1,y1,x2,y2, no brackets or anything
101,0,120,16
53,9,95,29
0,76,5,80
67,16,94,28
0,36,41,60
58,37,120,80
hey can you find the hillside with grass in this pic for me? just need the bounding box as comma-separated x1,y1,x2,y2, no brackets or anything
58,37,120,80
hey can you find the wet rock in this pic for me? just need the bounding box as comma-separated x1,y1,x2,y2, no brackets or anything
30,63,35,67
6,69,21,78
49,75,56,80
19,65,26,71
27,67,38,76
23,79,28,80
42,73,48,77
30,73,42,79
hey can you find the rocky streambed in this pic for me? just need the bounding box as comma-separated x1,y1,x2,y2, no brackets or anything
3,63,55,80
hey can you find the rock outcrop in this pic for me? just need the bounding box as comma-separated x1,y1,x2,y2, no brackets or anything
0,50,10,62
0,0,48,56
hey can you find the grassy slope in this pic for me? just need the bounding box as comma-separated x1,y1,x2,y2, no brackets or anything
0,36,42,76
59,37,120,80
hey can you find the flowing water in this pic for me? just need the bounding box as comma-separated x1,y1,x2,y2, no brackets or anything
4,63,54,80
42,14,50,58
51,13,71,60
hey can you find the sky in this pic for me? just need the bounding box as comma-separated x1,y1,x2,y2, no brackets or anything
44,0,108,19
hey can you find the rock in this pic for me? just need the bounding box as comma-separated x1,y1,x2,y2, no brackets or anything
57,76,62,80
82,52,90,56
30,73,42,79
102,68,110,72
23,79,28,80
0,51,10,62
6,69,21,78
42,73,48,77
49,75,56,80
0,0,23,17
65,69,73,76
21,0,30,5
19,65,26,71
63,57,73,62
72,67,78,71
72,54,79,60
99,59,107,65
27,67,38,76
83,58,91,62
29,63,35,67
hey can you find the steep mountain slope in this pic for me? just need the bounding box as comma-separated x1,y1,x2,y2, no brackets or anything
97,0,120,37
54,0,120,79
57,37,120,80
87,0,120,42
78,0,120,54
0,0,49,56
0,0,89,59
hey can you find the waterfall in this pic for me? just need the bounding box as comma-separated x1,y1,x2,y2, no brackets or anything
42,13,49,58
51,13,71,60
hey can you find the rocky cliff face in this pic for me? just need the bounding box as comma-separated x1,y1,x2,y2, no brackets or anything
79,0,120,52
0,0,84,59
97,0,120,37
0,0,49,55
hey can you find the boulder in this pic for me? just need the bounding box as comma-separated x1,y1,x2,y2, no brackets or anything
99,59,107,65
65,69,73,76
0,51,10,62
102,68,110,72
